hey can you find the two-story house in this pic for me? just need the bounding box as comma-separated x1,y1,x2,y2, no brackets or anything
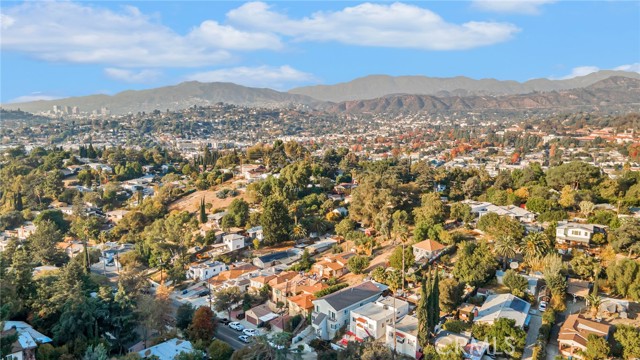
312,281,384,340
385,315,420,359
187,260,227,281
557,314,612,359
555,221,607,246
348,297,409,341
223,234,246,252
412,239,446,262
246,226,263,242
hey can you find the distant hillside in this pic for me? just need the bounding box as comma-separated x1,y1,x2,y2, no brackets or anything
326,76,640,114
289,70,640,102
2,81,321,115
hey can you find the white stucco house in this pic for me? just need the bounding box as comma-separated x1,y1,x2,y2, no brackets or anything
223,233,246,252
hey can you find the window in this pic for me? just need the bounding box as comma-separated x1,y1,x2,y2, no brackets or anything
571,230,582,236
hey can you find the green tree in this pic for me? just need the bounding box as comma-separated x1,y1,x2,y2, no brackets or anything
545,161,602,190
208,339,234,360
613,325,640,360
520,232,551,263
176,303,195,330
502,270,528,298
417,278,429,349
453,242,497,286
199,198,207,224
0,330,18,358
213,286,242,320
260,197,292,246
347,255,370,275
83,344,108,360
580,334,610,360
439,278,464,313
494,236,519,269
28,220,67,266
413,193,445,224
606,259,640,300
335,218,356,237
388,245,415,270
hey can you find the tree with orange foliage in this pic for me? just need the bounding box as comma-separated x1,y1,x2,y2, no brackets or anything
187,306,216,343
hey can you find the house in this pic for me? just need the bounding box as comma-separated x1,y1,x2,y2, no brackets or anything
347,297,409,341
334,183,357,195
1,321,52,360
555,221,607,246
208,211,227,227
461,200,535,222
249,274,276,291
246,304,279,326
566,278,591,299
187,260,227,281
434,331,470,353
207,264,259,287
247,226,263,242
557,314,612,359
312,281,384,340
458,303,478,322
223,233,246,252
306,239,338,254
106,209,129,223
473,294,531,328
288,293,316,317
17,223,36,240
312,252,355,279
385,315,420,359
137,338,193,360
268,272,300,303
253,249,300,269
412,239,446,262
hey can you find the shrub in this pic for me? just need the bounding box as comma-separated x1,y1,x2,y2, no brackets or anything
315,283,349,297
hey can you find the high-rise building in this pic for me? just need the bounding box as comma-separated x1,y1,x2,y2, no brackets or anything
53,105,61,113
63,106,71,114
71,106,80,115
100,107,111,116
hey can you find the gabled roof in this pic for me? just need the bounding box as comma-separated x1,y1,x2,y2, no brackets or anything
558,314,611,348
412,239,446,252
474,294,531,328
314,281,383,311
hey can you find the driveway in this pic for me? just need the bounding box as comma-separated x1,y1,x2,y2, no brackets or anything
216,323,248,350
522,311,543,360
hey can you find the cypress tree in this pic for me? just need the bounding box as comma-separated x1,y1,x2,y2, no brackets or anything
417,278,429,348
431,269,440,334
14,192,23,211
199,198,207,224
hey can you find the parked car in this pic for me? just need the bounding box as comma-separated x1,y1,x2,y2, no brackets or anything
198,290,210,297
238,335,251,343
181,289,189,295
229,322,244,331
538,301,548,312
243,328,260,336
218,318,230,325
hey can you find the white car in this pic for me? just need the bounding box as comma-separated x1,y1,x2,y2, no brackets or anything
229,322,244,331
243,328,260,336
238,335,251,343
538,301,548,312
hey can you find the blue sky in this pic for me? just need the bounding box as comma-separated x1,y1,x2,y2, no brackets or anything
1,1,639,103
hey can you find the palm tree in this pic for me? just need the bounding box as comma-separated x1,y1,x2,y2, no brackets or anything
521,232,550,262
290,223,307,244
585,294,603,317
494,236,519,269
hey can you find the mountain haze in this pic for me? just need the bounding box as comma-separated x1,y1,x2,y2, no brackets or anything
2,81,320,115
289,70,640,102
326,76,640,114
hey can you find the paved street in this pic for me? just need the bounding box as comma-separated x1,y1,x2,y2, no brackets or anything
522,311,543,360
215,324,248,350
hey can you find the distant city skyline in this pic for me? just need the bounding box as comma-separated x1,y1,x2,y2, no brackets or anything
1,0,639,103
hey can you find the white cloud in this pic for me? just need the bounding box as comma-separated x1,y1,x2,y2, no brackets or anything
0,1,278,67
185,65,316,89
7,93,61,103
614,63,640,73
471,0,556,15
226,2,519,50
551,63,640,80
104,68,162,83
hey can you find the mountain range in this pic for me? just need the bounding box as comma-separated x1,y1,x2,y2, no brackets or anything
2,70,640,115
